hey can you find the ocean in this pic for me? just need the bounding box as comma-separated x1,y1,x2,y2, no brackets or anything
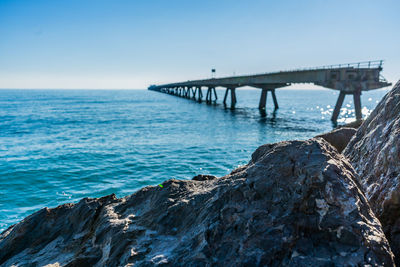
0,88,390,231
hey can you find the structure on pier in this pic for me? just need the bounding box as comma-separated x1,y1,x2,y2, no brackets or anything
149,60,391,122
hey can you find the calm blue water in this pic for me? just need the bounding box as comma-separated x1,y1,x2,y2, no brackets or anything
0,88,389,231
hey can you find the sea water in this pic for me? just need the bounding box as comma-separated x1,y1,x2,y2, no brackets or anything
0,88,390,231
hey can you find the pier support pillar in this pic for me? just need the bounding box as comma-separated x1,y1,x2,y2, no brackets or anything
213,87,218,100
353,90,362,121
191,87,196,99
259,88,278,110
331,90,363,122
206,88,211,103
271,89,279,109
223,88,236,108
223,88,229,104
230,88,237,108
198,87,203,102
331,91,346,122
206,87,217,103
259,89,268,109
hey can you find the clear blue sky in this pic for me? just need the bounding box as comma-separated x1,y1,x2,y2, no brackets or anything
0,0,399,89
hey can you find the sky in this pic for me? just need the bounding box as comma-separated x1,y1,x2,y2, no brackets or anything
0,0,399,89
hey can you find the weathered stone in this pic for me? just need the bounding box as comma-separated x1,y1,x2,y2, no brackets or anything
316,127,357,153
344,80,400,263
192,174,217,181
0,139,394,266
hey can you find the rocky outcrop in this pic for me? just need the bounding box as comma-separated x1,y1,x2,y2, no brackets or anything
192,174,217,181
316,127,356,153
340,119,364,129
344,80,400,263
0,138,394,266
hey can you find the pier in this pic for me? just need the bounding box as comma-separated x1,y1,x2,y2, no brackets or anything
149,60,391,122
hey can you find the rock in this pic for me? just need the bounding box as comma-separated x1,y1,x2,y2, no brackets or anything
316,127,357,153
0,139,394,266
344,80,400,263
339,119,364,129
192,174,217,181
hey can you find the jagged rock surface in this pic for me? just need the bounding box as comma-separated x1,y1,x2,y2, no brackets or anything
316,127,356,153
344,80,400,263
0,139,394,266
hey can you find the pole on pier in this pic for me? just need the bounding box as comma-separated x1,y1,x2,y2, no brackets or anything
206,88,210,103
331,91,346,122
353,89,362,121
271,89,279,109
259,89,268,109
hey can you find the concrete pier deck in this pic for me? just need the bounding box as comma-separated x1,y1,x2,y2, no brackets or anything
149,60,391,122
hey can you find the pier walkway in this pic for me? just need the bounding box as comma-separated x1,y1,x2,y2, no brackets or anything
149,60,391,122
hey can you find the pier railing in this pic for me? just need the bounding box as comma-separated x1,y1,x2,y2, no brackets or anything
255,60,384,76
295,60,384,71
208,60,385,79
